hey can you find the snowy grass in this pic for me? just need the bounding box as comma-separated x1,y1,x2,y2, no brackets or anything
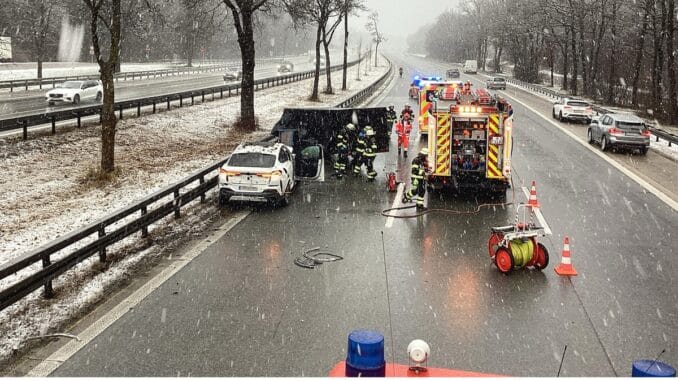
0,59,390,368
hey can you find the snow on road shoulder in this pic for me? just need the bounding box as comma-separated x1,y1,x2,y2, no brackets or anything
0,59,390,367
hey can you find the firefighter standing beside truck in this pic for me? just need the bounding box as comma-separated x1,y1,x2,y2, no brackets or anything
403,148,429,210
386,105,397,136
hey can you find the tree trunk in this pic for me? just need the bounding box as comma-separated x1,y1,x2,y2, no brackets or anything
237,10,256,129
100,66,116,172
322,33,333,94
652,0,666,112
311,23,322,101
342,4,348,91
667,0,677,122
606,1,618,104
631,0,650,107
570,26,578,95
374,43,379,67
562,33,569,91
37,58,43,79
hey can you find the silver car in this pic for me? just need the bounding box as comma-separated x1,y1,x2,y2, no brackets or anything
587,113,651,155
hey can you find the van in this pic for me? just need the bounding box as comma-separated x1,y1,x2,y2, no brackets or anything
463,60,477,74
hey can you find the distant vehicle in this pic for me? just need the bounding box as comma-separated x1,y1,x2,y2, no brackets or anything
223,67,242,82
552,98,595,124
277,61,294,74
486,77,506,90
446,68,460,78
587,113,651,155
463,60,477,74
0,36,11,62
45,80,102,105
218,141,325,207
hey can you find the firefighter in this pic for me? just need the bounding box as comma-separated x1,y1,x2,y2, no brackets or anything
333,123,352,178
352,127,366,177
399,67,403,78
353,126,378,181
402,148,429,210
395,119,411,157
385,105,397,136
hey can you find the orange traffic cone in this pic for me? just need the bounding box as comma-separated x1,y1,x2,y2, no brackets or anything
554,236,578,276
527,181,540,208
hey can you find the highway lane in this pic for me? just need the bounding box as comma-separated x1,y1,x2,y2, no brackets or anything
0,55,323,120
39,54,677,376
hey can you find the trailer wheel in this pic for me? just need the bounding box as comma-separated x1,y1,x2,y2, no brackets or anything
533,243,549,270
494,247,514,274
488,233,503,258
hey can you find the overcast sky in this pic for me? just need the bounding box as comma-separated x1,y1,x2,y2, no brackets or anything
357,0,461,43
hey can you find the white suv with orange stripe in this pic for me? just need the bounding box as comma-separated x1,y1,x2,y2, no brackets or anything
218,141,324,207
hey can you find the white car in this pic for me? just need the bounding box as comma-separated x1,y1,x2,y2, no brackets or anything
218,141,325,207
45,80,103,105
552,98,595,124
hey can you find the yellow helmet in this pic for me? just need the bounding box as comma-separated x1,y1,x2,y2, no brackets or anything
346,123,355,131
420,148,429,156
365,126,375,136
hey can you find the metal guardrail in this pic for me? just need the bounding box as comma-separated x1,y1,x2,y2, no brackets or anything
0,56,302,92
336,58,393,108
0,56,365,139
0,54,386,312
492,73,678,147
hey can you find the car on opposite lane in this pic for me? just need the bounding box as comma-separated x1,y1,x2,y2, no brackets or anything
486,77,506,90
223,67,242,82
45,80,102,106
552,98,595,124
277,61,294,74
218,141,325,207
587,113,651,154
446,68,460,78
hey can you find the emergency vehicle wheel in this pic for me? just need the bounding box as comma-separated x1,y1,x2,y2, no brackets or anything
533,243,549,270
494,247,514,274
488,233,503,258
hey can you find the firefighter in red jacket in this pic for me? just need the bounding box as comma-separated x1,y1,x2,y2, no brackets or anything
394,119,412,157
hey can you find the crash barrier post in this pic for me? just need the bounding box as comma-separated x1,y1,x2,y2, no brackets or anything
1,55,369,139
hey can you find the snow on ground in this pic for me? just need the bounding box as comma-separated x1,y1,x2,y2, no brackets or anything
0,59,390,366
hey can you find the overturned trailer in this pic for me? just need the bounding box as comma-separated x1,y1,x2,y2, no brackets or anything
271,107,391,155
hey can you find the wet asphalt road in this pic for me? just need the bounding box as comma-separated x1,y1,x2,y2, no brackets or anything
50,54,676,377
0,56,316,120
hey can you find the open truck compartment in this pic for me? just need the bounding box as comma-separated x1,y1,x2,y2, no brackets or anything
270,107,390,155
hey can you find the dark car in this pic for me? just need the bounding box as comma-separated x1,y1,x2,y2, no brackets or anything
587,113,651,154
277,61,294,74
446,68,460,78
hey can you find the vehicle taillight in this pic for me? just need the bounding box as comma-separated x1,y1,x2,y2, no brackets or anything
219,168,240,176
609,128,625,136
641,129,652,137
258,170,282,178
564,106,572,110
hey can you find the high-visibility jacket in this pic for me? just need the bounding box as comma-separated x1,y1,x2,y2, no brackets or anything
386,110,397,124
336,128,349,153
363,136,378,158
410,155,427,181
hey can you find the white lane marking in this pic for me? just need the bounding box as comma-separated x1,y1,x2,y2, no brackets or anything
521,187,553,236
26,210,251,377
505,92,678,212
385,182,405,228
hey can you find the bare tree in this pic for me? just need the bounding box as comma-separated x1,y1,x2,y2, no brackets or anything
365,11,384,67
10,0,60,78
341,0,365,90
221,0,271,131
82,0,122,174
